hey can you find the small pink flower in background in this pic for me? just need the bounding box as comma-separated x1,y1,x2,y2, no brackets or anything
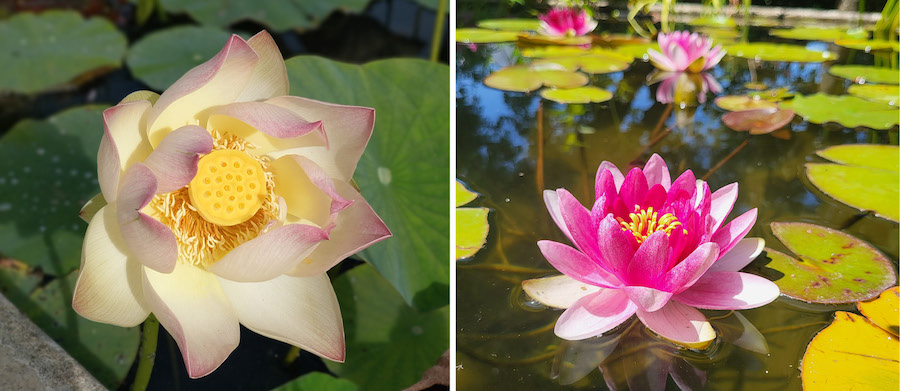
523,154,779,345
648,31,725,73
73,31,391,378
538,8,598,37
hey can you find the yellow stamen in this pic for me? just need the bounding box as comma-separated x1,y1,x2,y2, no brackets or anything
616,205,687,243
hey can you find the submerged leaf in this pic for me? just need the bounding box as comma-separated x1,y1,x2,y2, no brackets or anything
806,144,899,221
779,93,899,129
829,65,900,85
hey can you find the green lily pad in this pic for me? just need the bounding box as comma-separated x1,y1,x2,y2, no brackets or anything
760,222,896,303
456,180,478,207
779,93,899,129
724,43,836,62
0,106,104,277
848,84,900,106
0,10,126,94
523,46,634,63
744,82,768,90
769,27,867,42
828,65,900,85
613,43,660,60
23,271,140,388
541,86,613,104
518,35,592,46
273,372,359,391
690,15,737,27
287,57,449,311
806,144,899,222
126,26,232,91
834,39,900,52
455,28,519,44
533,55,632,74
158,0,368,31
483,65,588,92
748,87,795,102
715,95,778,111
326,264,449,391
476,18,540,31
0,259,42,310
456,208,490,260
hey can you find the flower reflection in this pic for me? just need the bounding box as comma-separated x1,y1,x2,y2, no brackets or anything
649,71,722,106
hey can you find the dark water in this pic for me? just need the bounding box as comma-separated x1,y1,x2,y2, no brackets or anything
455,30,899,390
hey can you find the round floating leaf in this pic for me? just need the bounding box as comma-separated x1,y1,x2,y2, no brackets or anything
690,15,736,27
158,0,368,31
714,95,778,111
834,39,899,52
744,82,767,90
761,222,896,303
806,144,899,221
614,43,660,60
522,46,633,62
126,26,232,91
287,57,449,311
534,55,632,74
801,312,899,390
455,28,519,44
326,264,449,391
591,34,651,46
456,207,489,260
858,286,899,336
848,84,899,106
541,86,613,104
518,34,592,46
0,10,126,94
828,65,900,85
272,372,359,391
456,180,478,207
724,43,836,62
476,18,540,31
779,93,899,129
483,65,588,92
769,27,867,42
722,108,795,134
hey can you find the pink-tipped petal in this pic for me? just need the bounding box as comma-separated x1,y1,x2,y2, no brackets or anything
143,125,213,193
647,48,677,72
73,205,149,327
708,183,738,232
544,189,573,240
538,240,621,288
236,31,289,102
665,170,697,205
142,262,240,379
555,289,637,340
79,193,106,223
625,231,670,285
115,164,177,274
558,189,604,262
623,285,674,312
208,102,324,140
703,45,726,70
662,242,719,292
619,168,649,211
98,100,153,202
636,300,715,344
710,208,757,256
673,271,780,310
596,161,625,190
208,223,329,283
272,155,353,226
219,273,345,362
288,181,391,277
708,237,765,272
597,215,636,277
642,154,671,189
521,274,601,309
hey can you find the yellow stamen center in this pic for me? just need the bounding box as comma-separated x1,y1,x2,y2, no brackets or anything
188,149,266,226
616,206,686,244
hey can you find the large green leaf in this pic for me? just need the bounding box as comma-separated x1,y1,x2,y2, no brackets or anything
756,222,896,303
724,43,836,62
326,264,449,391
158,0,368,31
126,26,232,91
779,93,899,129
286,57,449,311
0,106,105,276
806,144,899,222
273,372,359,391
828,65,900,85
769,27,867,42
0,11,126,94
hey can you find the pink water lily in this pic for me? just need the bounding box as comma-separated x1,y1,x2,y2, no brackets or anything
648,31,725,73
524,154,779,344
73,31,391,378
538,8,598,37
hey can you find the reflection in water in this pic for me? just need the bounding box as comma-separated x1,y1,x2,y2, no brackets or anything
649,70,722,130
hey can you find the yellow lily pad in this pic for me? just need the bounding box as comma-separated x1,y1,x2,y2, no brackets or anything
829,65,900,85
456,28,520,44
715,95,778,111
724,43,836,62
834,39,900,52
613,43,660,60
483,65,588,92
533,55,632,74
769,27,868,42
518,34,593,46
476,18,539,31
848,84,900,106
540,86,613,104
455,180,477,207
456,208,489,260
858,286,899,336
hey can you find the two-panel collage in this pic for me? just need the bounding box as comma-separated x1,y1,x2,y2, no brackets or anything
0,0,897,390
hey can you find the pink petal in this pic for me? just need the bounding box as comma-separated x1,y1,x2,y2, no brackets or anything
703,45,726,70
636,300,715,344
537,240,621,288
73,205,149,327
208,101,324,140
665,169,697,205
208,223,329,282
594,170,618,211
288,181,391,277
521,274,601,309
647,48,677,72
673,271,780,310
642,154,671,189
236,31,289,102
143,125,213,193
623,285,674,312
661,242,719,292
596,161,624,190
555,289,638,340
544,190,573,240
597,214,636,277
710,208,757,256
219,273,344,362
98,100,153,202
272,155,353,226
708,183,738,232
142,262,240,379
115,164,177,274
619,168,649,211
558,189,604,262
625,231,670,286
708,237,765,272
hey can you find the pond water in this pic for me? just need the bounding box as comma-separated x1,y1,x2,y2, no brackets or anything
455,24,899,390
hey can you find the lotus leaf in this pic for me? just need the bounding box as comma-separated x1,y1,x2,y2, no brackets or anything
540,86,613,104
126,26,232,91
848,84,899,106
769,27,867,41
476,18,540,31
806,144,899,221
273,372,358,391
158,0,368,31
779,93,899,129
724,43,836,62
828,65,900,85
456,28,519,43
483,65,588,92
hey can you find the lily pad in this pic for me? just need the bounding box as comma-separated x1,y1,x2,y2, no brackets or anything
483,65,588,92
455,28,519,44
0,10,127,94
828,65,900,85
779,93,899,129
715,95,778,111
455,180,478,207
748,87,794,102
0,258,42,309
848,84,899,106
806,144,899,222
158,0,368,31
613,43,660,60
722,108,795,134
326,264,449,391
287,57,449,311
834,39,900,52
518,34,592,46
533,55,632,74
690,15,737,27
760,222,896,303
858,286,899,336
273,372,359,391
744,82,768,90
769,27,867,42
476,18,540,31
126,26,232,91
541,86,613,104
724,43,836,62
455,180,489,260
801,312,899,390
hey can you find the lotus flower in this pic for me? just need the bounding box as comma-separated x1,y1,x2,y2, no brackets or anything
523,154,779,345
648,31,725,73
538,8,598,37
73,31,391,378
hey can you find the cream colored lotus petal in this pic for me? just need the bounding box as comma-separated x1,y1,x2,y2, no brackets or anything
98,100,153,202
206,113,327,157
208,223,328,283
522,274,602,309
79,192,106,223
236,31,289,102
270,155,337,227
143,125,213,193
116,164,177,274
